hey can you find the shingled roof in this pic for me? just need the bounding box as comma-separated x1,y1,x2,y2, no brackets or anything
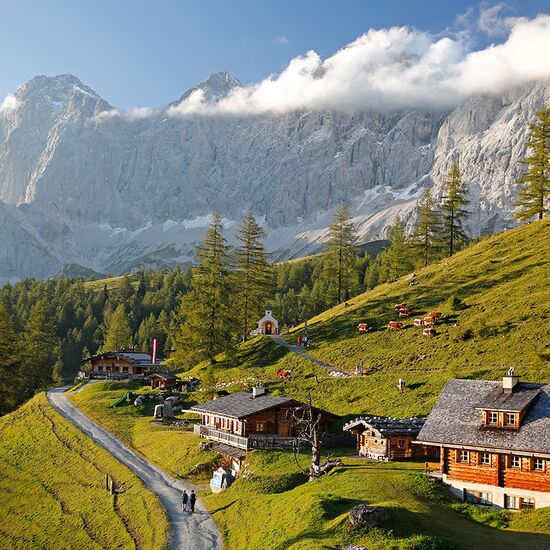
343,416,425,436
191,392,294,419
416,379,550,455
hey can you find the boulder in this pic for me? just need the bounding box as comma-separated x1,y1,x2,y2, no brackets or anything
349,505,390,529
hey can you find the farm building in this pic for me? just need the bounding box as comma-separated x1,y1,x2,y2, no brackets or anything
80,350,157,380
146,372,180,390
343,416,431,461
416,371,550,510
192,386,338,453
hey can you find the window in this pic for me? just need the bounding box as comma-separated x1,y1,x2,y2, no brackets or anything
504,413,517,426
533,458,545,471
256,421,266,432
97,366,103,372
458,450,469,463
510,456,521,468
506,495,520,510
506,495,535,510
488,411,498,425
122,366,129,373
480,452,491,465
398,439,405,449
521,498,535,510
464,490,492,506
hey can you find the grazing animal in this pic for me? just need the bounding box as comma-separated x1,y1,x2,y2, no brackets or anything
399,308,411,317
423,316,435,326
277,369,292,379
388,321,403,330
394,303,406,311
357,323,369,334
429,311,443,320
423,328,437,337
413,318,425,327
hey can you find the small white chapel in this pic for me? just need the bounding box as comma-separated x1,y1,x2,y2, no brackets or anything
256,306,279,335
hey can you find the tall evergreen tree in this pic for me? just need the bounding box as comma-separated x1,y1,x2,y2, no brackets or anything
0,303,23,414
515,107,550,222
174,214,235,366
323,205,358,304
102,304,132,351
440,161,469,256
410,189,440,267
23,299,58,393
235,213,273,341
379,217,413,282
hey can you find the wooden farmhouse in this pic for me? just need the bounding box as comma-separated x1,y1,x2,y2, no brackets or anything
80,350,157,380
343,416,430,461
147,372,180,390
192,386,338,460
416,372,550,510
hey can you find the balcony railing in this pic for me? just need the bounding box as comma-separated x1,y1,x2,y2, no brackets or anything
194,425,299,451
194,424,250,450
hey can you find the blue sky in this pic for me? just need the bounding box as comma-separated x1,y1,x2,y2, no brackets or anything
0,0,548,109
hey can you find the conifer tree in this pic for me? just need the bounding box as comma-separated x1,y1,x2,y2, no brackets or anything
410,189,440,267
103,304,132,351
175,214,235,366
440,161,469,256
23,299,59,393
235,213,273,341
0,303,23,414
515,107,550,221
379,217,413,282
323,205,358,304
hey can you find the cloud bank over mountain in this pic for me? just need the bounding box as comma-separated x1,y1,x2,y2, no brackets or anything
168,14,550,115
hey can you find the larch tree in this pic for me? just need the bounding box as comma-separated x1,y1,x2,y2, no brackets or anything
440,161,469,256
515,106,550,222
175,213,235,366
23,299,59,393
103,304,132,351
379,217,413,282
323,204,358,305
410,189,441,267
235,213,273,341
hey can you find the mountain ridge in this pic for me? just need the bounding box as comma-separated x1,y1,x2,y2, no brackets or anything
0,73,548,281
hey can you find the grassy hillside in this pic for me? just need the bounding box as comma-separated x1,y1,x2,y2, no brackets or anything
0,393,168,549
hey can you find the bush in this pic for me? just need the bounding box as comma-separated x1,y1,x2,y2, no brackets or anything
449,503,510,529
449,295,467,311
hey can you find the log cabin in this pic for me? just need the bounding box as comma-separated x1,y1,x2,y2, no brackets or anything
192,386,338,454
343,416,431,460
416,371,550,510
80,350,157,379
146,372,180,390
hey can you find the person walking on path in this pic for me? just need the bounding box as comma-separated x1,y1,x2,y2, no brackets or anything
189,490,197,513
181,490,189,512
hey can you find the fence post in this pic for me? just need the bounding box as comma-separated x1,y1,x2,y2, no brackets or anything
105,474,110,491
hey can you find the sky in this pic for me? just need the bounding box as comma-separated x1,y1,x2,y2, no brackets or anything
0,0,549,110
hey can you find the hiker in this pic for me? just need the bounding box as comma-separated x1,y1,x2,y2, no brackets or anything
297,336,301,346
189,490,197,513
181,490,188,512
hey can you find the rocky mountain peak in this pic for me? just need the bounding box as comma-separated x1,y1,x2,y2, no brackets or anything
17,74,100,101
176,70,241,104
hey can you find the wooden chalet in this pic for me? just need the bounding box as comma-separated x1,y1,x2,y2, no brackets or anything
192,386,338,452
416,371,550,510
343,416,430,461
147,372,180,390
80,350,157,380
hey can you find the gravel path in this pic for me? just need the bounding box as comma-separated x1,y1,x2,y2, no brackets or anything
268,335,347,375
47,387,223,550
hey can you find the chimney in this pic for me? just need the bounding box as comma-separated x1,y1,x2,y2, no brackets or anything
503,367,520,395
252,385,266,398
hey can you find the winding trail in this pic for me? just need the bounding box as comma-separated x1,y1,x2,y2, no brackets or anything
268,335,347,375
47,387,223,550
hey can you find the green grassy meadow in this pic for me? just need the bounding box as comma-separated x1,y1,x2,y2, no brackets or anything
0,393,168,549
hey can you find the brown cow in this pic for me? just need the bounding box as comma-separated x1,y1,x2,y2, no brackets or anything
423,328,437,337
413,318,425,327
429,311,443,320
357,323,369,334
399,308,411,317
388,321,403,330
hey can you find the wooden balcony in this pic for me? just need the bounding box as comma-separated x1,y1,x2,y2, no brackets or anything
194,424,249,450
194,425,298,451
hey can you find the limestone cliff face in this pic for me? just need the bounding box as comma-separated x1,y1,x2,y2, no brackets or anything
0,72,547,280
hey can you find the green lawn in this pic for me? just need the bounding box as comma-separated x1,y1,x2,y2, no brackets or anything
0,393,168,549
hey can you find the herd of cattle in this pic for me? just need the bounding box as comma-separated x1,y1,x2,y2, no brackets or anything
358,304,443,337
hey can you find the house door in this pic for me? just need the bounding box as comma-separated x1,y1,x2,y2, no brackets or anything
278,421,291,437
264,322,272,335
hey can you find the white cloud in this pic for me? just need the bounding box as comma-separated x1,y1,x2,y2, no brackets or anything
478,3,521,36
0,93,20,113
276,35,289,45
91,106,157,123
168,14,550,116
